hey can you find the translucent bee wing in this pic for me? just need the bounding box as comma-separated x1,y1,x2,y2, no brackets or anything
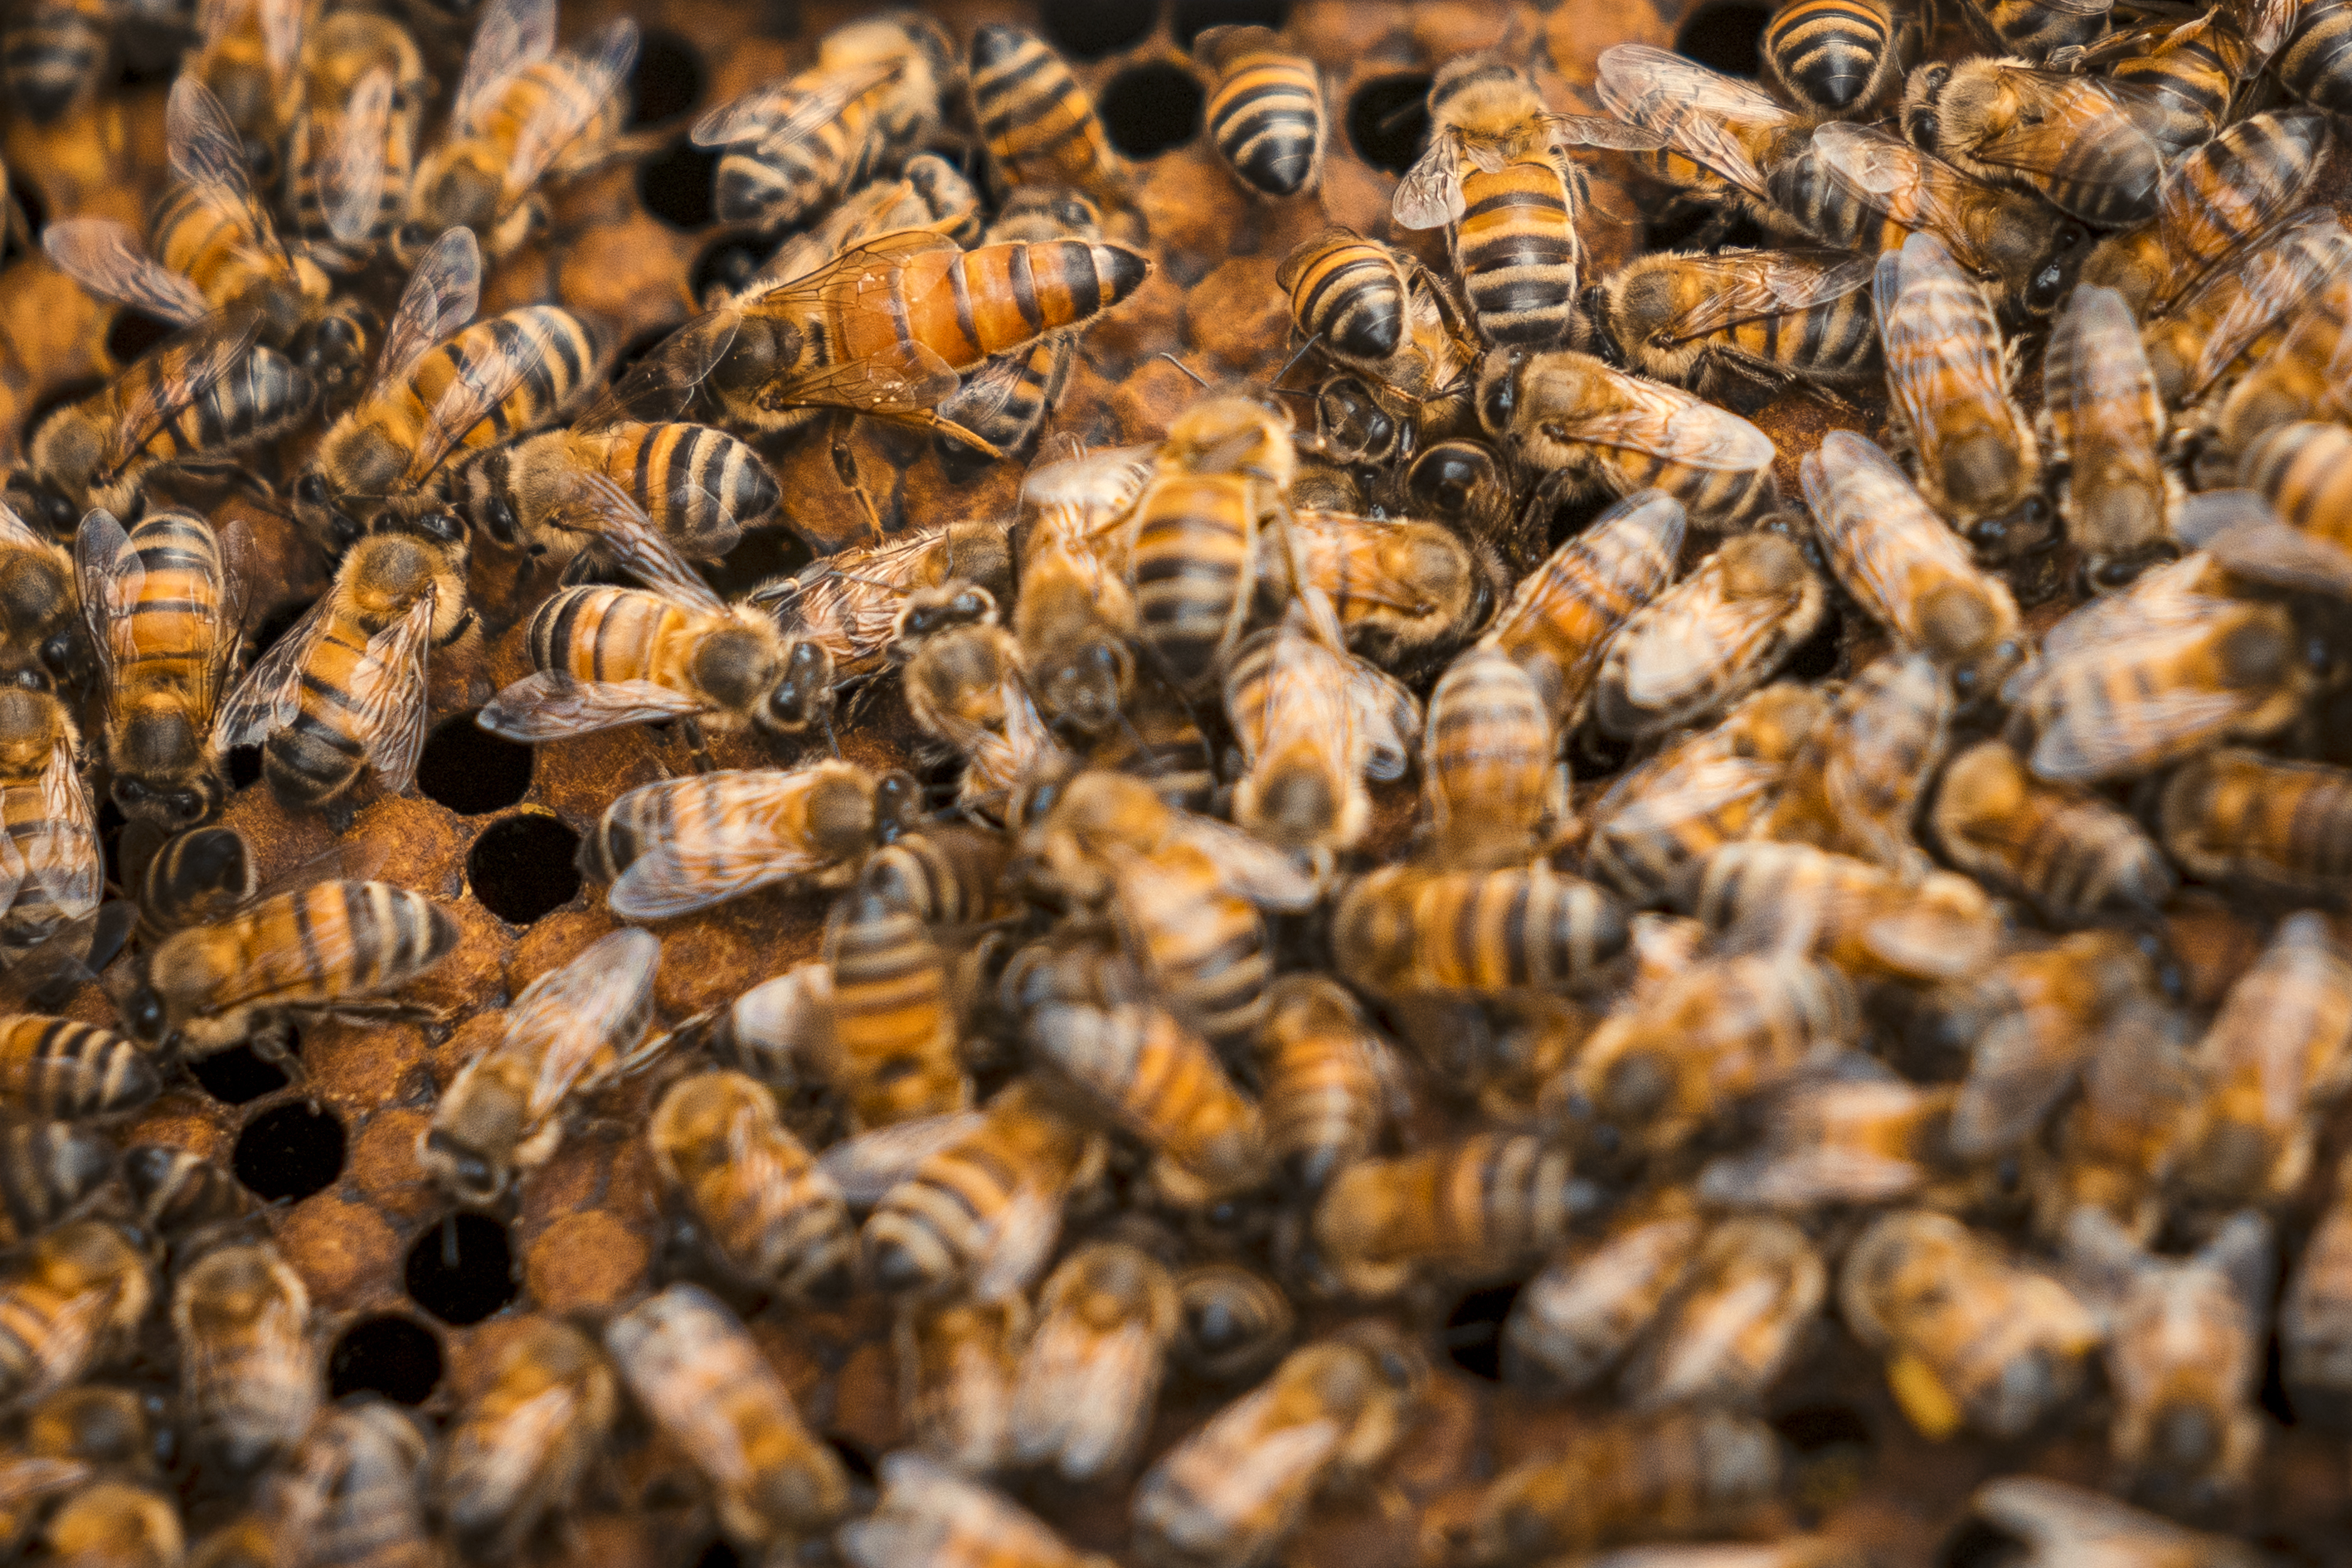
1390,135,1465,230
351,589,436,795
27,730,101,922
571,308,740,430
369,227,482,408
106,313,264,476
0,1455,91,1510
769,335,965,418
258,0,304,92
692,58,904,150
41,220,210,326
0,496,46,556
2186,210,2352,397
1349,658,1421,783
1658,250,1876,342
323,67,395,246
456,1381,578,1507
816,1111,984,1209
1971,1477,2265,1568
541,471,727,616
454,0,556,129
968,1178,1063,1303
1544,110,1669,152
507,17,638,200
478,671,714,740
1159,814,1323,910
1011,1312,1159,1478
1556,393,1778,473
0,818,26,916
1949,1003,2090,1158
72,509,138,700
405,325,537,488
212,591,334,750
609,833,831,921
515,928,660,1119
167,75,257,206
1700,1141,1930,1208
2178,491,2352,597
2027,669,2253,783
1965,75,2160,221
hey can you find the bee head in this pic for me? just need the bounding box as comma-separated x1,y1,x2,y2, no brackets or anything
1900,63,1951,150
422,1127,508,1207
119,980,170,1051
758,639,835,735
1475,354,1521,438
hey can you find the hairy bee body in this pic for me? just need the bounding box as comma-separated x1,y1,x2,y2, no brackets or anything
2043,284,2176,586
434,1316,617,1563
0,1015,158,1123
2077,16,2246,158
1421,644,1564,871
2141,212,2352,406
1765,0,1914,113
1594,532,1825,740
41,1481,182,1567
1504,1208,1704,1392
0,688,98,953
1902,61,2163,229
1762,650,1953,877
1010,1242,1180,1481
0,1222,150,1412
1130,471,1273,690
2160,749,2352,898
824,884,969,1130
1685,839,2003,982
2241,420,2352,545
933,192,1103,471
897,1299,1025,1473
0,1119,113,1248
454,421,779,566
1622,1217,1826,1411
0,0,107,121
1314,1133,1590,1296
1963,0,2110,60
969,25,1127,209
1199,26,1324,197
1482,488,1686,730
1464,1409,1783,1563
286,12,427,250
1290,510,1490,672
1335,862,1629,999
146,180,333,347
278,1401,436,1568
2279,0,2352,114
1600,248,1882,405
1935,740,2175,923
1028,1002,1266,1201
1258,975,1397,1192
651,1070,857,1301
171,1243,316,1476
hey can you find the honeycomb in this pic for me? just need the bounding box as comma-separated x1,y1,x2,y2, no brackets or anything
3,0,2352,1564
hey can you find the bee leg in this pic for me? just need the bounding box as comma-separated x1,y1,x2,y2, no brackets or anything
678,716,719,774
829,410,891,545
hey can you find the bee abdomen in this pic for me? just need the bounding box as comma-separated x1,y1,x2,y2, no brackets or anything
0,1119,114,1246
899,240,1149,370
970,25,1119,194
1208,55,1324,197
2281,0,2352,114
1765,0,1893,110
1133,476,1252,686
0,2,105,121
0,1017,159,1119
1455,162,1580,348
1285,236,1407,362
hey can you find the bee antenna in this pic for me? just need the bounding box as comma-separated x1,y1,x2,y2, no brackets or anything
1272,333,1324,388
1378,97,1429,133
1157,352,1212,390
819,706,842,760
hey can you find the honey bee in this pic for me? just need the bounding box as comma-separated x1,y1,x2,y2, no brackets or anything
1900,61,2164,228
41,1480,182,1568
283,11,427,259
1419,646,1567,871
0,688,100,955
2078,109,2330,318
127,824,257,946
2278,0,2352,115
1596,46,1811,245
1009,1241,1180,1482
0,1221,151,1412
1197,24,1324,198
2065,1206,2269,1506
822,877,970,1132
1132,1326,1425,1568
2006,596,2305,783
0,1014,158,1123
403,0,637,259
1798,430,2022,690
2283,1153,2352,1413
1173,1264,1295,1384
2240,418,2352,552
0,1119,110,1250
294,227,604,551
1684,839,2003,983
1008,442,1153,734
1621,1218,1825,1412
649,1069,857,1300
1967,1476,2267,1568
1584,683,1827,904
1594,248,1882,408
1783,120,2087,313
578,760,914,921
1289,509,1494,674
1839,1207,2102,1439
272,1401,435,1568
171,1240,315,1477
1502,1206,1703,1393
931,188,1101,473
74,507,245,831
117,880,459,1068
1696,1055,1961,1210
1557,952,1859,1160
895,1299,1026,1473
860,824,1008,926
2055,12,2249,158
1932,739,2175,924
845,1452,1116,1568
1765,0,1919,114
2175,912,2352,1206
2161,748,2351,900
1762,650,1952,876
1222,612,1419,855
0,0,111,122
1398,439,1528,570
1394,55,1665,348
1279,230,1480,450
730,150,987,313
1256,975,1402,1194
696,13,954,230
122,1143,254,1255
1957,0,2116,61
1335,862,1630,1002
1595,533,1824,741
863,1080,1106,1300
190,0,304,164
1482,352,1781,535
433,1315,616,1564
2139,208,2352,408
1481,488,1686,731
13,313,313,530
420,928,661,1208
968,25,1128,212
212,508,470,823
1874,231,2049,559
0,498,76,684
1457,1409,1783,1564
2033,997,2205,1244
1028,1002,1267,1203
2199,274,2352,480
1312,1133,1592,1297
2038,285,2177,589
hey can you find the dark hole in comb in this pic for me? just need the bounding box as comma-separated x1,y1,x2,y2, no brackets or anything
824,1434,880,1485
1101,63,1206,160
467,813,582,925
639,138,721,231
406,1212,519,1325
1040,0,1158,59
1641,201,1766,256
1784,601,1844,682
688,235,767,308
1676,0,1772,76
1174,0,1290,48
104,311,177,368
225,745,263,792
693,1540,745,1568
1774,1403,1873,1452
192,1034,298,1105
1346,75,1431,174
7,172,46,244
416,712,535,816
1937,1518,2026,1568
699,525,814,601
98,798,127,894
626,28,707,129
114,31,182,88
328,1313,445,1405
2262,1328,2301,1427
1442,1280,1523,1381
232,1100,346,1202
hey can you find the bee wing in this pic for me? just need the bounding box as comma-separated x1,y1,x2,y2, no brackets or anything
1595,751,1779,837
1544,110,1669,153
368,227,483,408
1815,123,1985,268
1962,75,2160,210
107,313,265,477
1656,250,1875,342
939,349,1042,433
0,498,46,555
1349,658,1421,782
72,509,138,701
404,326,537,489
1391,133,1466,231
258,0,304,94
542,470,728,615
573,308,740,430
323,67,396,246
41,219,210,326
460,1382,578,1507
1949,1004,2086,1157
609,819,835,919
1700,1141,1928,1208
1620,580,1804,712
516,929,660,1119
1157,815,1324,910
970,1177,1064,1303
477,671,714,740
765,337,964,416
507,18,638,200
1971,1477,2253,1564
1013,1313,1156,1477
1546,386,1776,473
692,57,906,150
2177,489,2352,596
1875,233,2006,430
454,0,556,129
351,590,436,794
2233,0,2297,71
210,522,255,720
166,75,258,206
816,1109,985,1209
2026,646,2254,781
1596,44,1789,197
23,731,100,922
2187,211,2351,396
0,1456,90,1510
213,590,333,750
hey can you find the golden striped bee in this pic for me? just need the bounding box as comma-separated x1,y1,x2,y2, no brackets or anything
1277,228,1481,456
1592,532,1825,740
2141,208,2352,409
2160,748,2352,900
190,0,305,166
1698,1057,1961,1211
0,0,113,122
2277,0,2352,114
649,1070,858,1301
1956,0,2116,61
1393,54,1664,349
1761,649,1952,877
116,879,459,1067
283,10,428,260
2198,273,2352,480
1008,1241,1180,1481
846,1453,1115,1568
1798,429,2022,690
1503,1204,1703,1393
73,507,244,832
1314,1131,1591,1296
0,1119,114,1249
403,0,637,259
1932,739,2175,923
1594,247,1882,407
420,928,662,1207
1875,231,2049,560
2240,419,2352,557
1028,1002,1267,1203
1479,352,1781,534
0,1221,151,1413
1764,0,1919,114
1336,861,1629,1001
1256,974,1403,1193
895,1299,1025,1474
1007,443,1151,734
2033,997,2203,1244
170,1240,317,1477
821,875,971,1130
725,149,987,313
0,1014,159,1123
969,24,1129,212
1457,1409,1783,1563
121,1143,252,1253
1222,610,1419,855
1621,1217,1826,1412
1684,839,2002,983
126,823,258,949
931,188,1104,474
432,1316,618,1564
2053,13,2251,159
579,760,915,920
1900,60,2165,228
1420,644,1569,871
271,1401,436,1568
1481,487,1687,731
0,687,99,956
1197,25,1324,198
1597,45,1815,238
0,498,76,687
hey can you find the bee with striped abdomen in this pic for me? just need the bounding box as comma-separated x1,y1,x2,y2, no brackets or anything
1279,227,1481,456
1480,487,1685,731
0,1221,151,1413
1593,532,1825,741
848,1454,1115,1568
968,25,1128,213
0,687,100,956
1765,0,1919,115
1289,509,1494,675
1314,1132,1592,1297
116,879,458,1068
1684,839,2003,983
190,0,305,167
1222,610,1420,854
270,1401,436,1568
650,1070,858,1302
2043,284,2178,589
1008,443,1152,735
1027,1002,1267,1204
0,1014,159,1123
1503,1205,1703,1393
1594,247,1882,408
821,876,970,1131
932,189,1104,474
1697,1059,1962,1211
1420,645,1568,871
0,0,111,122
1956,0,2116,61
2140,208,2352,408
1457,1408,1783,1562
1197,25,1324,198
1335,862,1629,1002
1395,54,1664,350
420,929,662,1207
1598,45,1814,240
1900,60,2165,229
283,10,428,261
2278,0,2352,115
170,1240,316,1477
2160,748,2352,901
1932,739,2175,924
74,508,243,832
2055,13,2250,159
896,1299,1025,1473
1621,1217,1826,1411
1257,974,1403,1193
1760,649,1952,878
0,1119,114,1248
433,1316,618,1564
1009,1241,1180,1482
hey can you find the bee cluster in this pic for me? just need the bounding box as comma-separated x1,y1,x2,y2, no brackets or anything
1,0,2351,1561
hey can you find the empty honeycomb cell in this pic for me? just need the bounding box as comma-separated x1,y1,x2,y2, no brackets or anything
415,714,537,816
406,1213,521,1326
636,138,721,229
1443,1281,1523,1381
1344,72,1431,172
1101,62,1208,159
466,813,583,926
101,309,173,368
233,1100,347,1203
191,1041,295,1106
328,1313,447,1406
627,28,708,127
1675,0,1773,75
1039,0,1160,58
